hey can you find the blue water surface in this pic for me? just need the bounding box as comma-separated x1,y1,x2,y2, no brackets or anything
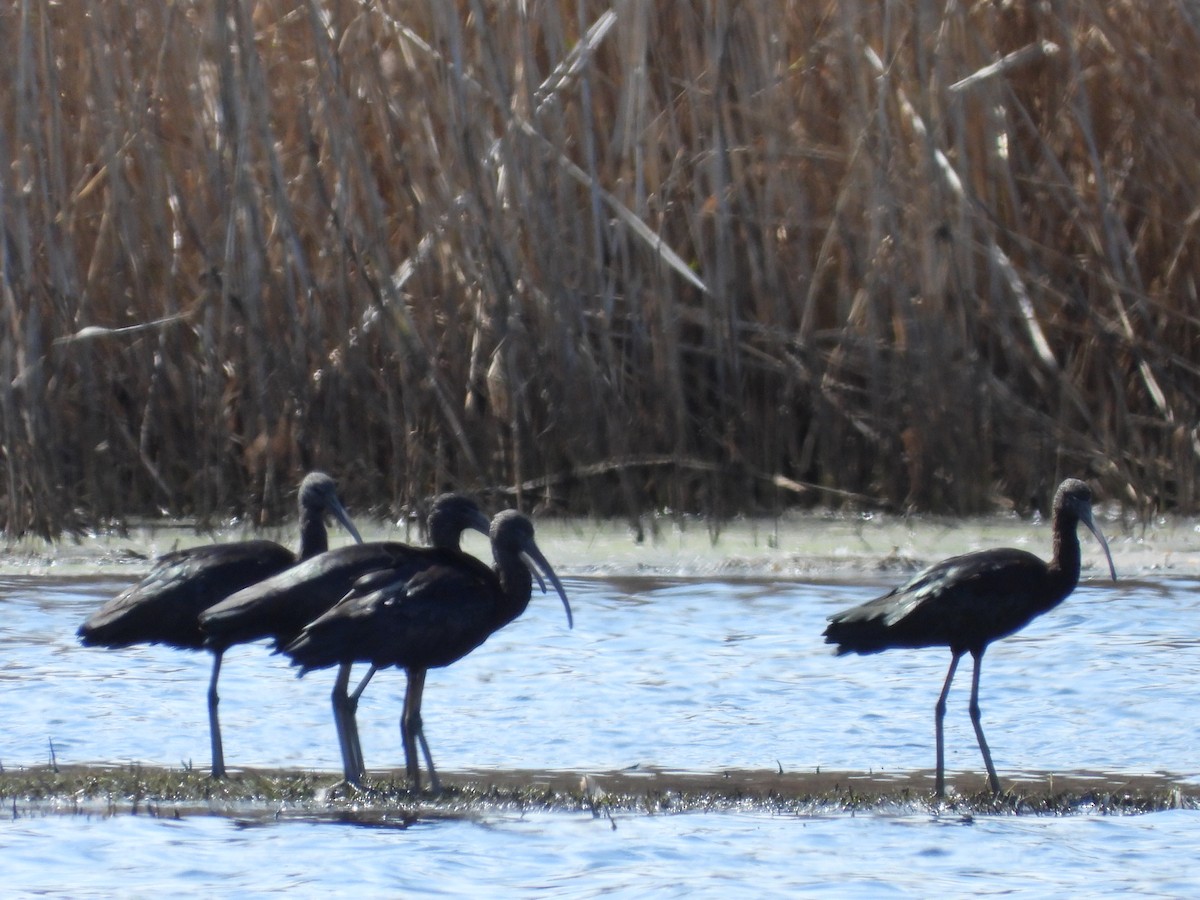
4,806,1200,897
2,569,1199,896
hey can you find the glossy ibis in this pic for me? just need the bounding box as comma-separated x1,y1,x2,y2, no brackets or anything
199,493,491,782
283,509,573,792
823,478,1116,797
77,471,362,778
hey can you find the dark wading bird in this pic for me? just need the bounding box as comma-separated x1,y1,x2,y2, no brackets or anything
283,509,573,793
77,471,363,778
199,493,492,784
823,478,1116,797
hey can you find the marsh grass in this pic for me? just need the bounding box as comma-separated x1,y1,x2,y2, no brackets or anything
3,1,1199,537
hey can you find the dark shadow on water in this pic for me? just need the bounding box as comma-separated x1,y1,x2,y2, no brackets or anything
231,809,425,830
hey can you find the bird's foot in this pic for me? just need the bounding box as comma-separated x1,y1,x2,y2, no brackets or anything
321,777,370,800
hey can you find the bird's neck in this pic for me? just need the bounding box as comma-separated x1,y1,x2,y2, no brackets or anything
428,521,455,550
1047,517,1082,596
297,509,329,560
494,557,533,628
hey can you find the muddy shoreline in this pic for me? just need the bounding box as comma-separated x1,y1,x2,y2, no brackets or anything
2,765,1192,821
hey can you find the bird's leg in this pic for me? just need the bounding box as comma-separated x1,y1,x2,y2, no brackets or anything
342,664,377,781
331,664,361,785
417,730,441,795
934,653,961,798
208,650,226,779
968,650,1001,795
398,667,422,792
401,668,438,793
410,668,441,794
349,665,377,704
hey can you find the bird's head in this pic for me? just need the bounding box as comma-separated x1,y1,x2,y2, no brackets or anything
1056,478,1116,581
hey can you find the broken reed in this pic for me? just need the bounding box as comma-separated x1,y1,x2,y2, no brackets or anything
2,0,1199,538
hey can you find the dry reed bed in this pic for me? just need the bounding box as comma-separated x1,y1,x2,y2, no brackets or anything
2,1,1198,537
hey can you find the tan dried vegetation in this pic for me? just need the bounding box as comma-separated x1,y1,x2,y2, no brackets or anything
2,1,1198,537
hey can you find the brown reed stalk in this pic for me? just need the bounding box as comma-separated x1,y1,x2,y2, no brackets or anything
2,0,1200,538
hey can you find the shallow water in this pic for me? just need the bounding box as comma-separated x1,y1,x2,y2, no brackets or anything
10,574,1196,780
2,564,1200,894
6,807,1200,897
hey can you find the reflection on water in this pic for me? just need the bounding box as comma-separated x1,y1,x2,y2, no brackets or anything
2,572,1200,894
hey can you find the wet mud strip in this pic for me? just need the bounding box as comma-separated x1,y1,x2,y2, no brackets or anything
1,765,1193,821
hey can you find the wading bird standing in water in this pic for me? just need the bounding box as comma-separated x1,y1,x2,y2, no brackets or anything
823,478,1116,797
199,493,491,783
77,471,362,778
284,510,573,793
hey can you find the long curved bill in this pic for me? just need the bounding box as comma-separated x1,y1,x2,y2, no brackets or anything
520,544,573,629
1081,512,1117,581
330,497,364,545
